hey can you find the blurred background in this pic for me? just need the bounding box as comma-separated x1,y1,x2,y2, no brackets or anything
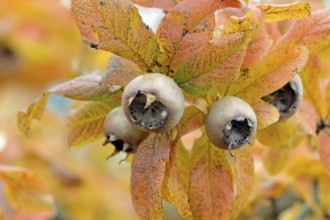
0,0,329,220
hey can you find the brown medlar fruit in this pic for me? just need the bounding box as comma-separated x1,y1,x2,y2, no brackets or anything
262,74,303,121
122,73,184,133
103,106,148,158
205,96,257,155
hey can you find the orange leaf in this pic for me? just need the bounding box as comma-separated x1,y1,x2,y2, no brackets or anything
317,129,330,176
189,134,234,219
183,93,208,114
258,2,311,23
228,145,254,219
101,55,144,86
66,102,117,148
156,0,242,75
131,133,171,219
0,165,52,212
71,0,159,71
241,9,273,70
291,100,317,136
233,46,308,104
275,8,330,52
174,31,251,94
252,100,280,129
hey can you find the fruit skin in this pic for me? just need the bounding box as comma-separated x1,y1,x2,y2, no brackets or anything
122,73,184,133
103,106,148,151
279,74,303,120
205,96,257,151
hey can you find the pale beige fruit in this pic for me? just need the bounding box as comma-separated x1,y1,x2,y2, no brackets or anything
262,74,303,121
122,73,184,133
205,96,257,155
103,106,148,157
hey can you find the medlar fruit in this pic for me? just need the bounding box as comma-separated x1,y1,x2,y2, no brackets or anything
262,74,303,121
205,96,257,155
122,73,184,133
103,106,148,158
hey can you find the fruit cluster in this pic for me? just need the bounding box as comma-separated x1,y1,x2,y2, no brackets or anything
103,72,303,157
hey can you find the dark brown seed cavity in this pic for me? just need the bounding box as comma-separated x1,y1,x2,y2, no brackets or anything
223,117,253,148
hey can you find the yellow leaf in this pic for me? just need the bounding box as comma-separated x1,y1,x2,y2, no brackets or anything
71,0,159,71
131,133,171,220
262,147,289,175
257,120,302,148
66,102,116,148
0,165,52,212
258,2,311,23
229,145,254,219
317,129,330,176
233,46,308,105
189,134,234,219
167,142,192,218
133,0,179,9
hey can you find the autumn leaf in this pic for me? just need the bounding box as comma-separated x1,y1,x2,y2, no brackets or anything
66,102,116,148
71,0,159,71
183,93,208,113
257,120,303,149
177,105,204,136
262,147,289,175
258,2,311,23
101,55,144,86
131,133,172,219
275,8,330,53
232,46,308,105
174,31,251,95
241,9,273,70
317,129,330,176
0,165,52,212
17,71,122,137
156,0,242,75
228,145,254,219
252,100,280,129
189,134,234,219
291,101,317,136
132,0,181,9
167,142,192,218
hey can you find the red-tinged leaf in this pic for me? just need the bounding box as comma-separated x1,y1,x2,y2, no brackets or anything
17,72,122,137
317,129,330,176
71,0,159,71
174,31,251,95
156,0,242,75
178,105,204,136
133,0,181,9
252,100,280,129
241,9,273,70
101,55,144,86
275,8,330,52
258,2,311,23
291,101,317,136
131,133,171,219
66,102,116,148
228,145,254,219
233,46,308,105
50,71,122,102
17,93,50,137
189,134,234,220
168,142,192,218
0,165,52,212
262,147,289,175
